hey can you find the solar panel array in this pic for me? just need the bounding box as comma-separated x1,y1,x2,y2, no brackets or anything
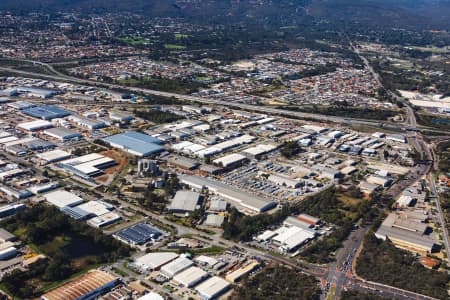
115,223,162,245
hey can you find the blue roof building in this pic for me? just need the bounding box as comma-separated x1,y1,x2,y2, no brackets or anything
22,105,71,120
113,223,162,246
102,131,164,157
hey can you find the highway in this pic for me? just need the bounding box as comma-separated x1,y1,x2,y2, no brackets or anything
0,65,397,128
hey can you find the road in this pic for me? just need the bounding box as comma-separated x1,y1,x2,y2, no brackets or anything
0,65,400,128
428,172,450,264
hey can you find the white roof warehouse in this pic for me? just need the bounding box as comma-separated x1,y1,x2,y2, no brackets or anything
179,175,276,214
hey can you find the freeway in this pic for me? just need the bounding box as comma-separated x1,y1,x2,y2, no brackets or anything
0,66,392,127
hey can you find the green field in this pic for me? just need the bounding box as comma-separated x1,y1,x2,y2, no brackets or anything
118,37,149,46
175,34,189,39
164,44,186,50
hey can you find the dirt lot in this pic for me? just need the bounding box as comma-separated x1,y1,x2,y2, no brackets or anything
96,149,129,185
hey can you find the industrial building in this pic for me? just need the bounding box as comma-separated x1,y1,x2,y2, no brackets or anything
255,215,317,253
195,276,231,300
18,120,53,131
68,115,106,130
58,153,117,179
242,143,278,159
8,101,35,110
0,203,26,218
17,86,61,99
22,105,70,120
137,292,165,300
166,155,200,170
367,175,392,187
160,256,194,278
27,182,60,195
87,212,122,228
0,228,16,243
208,199,227,212
37,149,71,164
103,131,164,157
43,127,82,141
268,173,300,188
179,175,276,214
109,111,134,122
169,190,202,214
114,223,162,246
213,153,248,169
204,214,224,227
41,270,119,300
63,200,114,220
134,252,179,272
375,213,438,255
225,260,259,283
44,190,84,208
173,266,209,287
0,246,17,260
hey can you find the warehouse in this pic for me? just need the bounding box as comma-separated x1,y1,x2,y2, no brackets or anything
0,185,32,199
0,246,17,260
114,223,162,246
7,101,35,110
0,203,26,218
61,206,93,220
0,229,16,243
160,256,194,278
272,226,315,252
43,127,82,141
0,168,28,181
22,105,70,120
268,174,300,188
0,136,18,145
297,214,321,227
166,156,200,170
375,213,438,255
169,191,202,214
22,138,55,151
17,86,61,99
137,292,165,300
367,175,392,187
225,260,259,283
18,120,53,131
386,134,406,143
41,270,119,300
173,266,209,287
109,111,134,122
87,212,121,228
27,182,60,194
134,252,178,272
195,276,231,300
68,115,106,130
179,175,276,214
103,131,164,157
75,200,114,217
204,214,224,227
59,153,117,179
242,144,278,159
44,190,84,208
37,149,71,164
213,153,248,169
208,199,227,212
